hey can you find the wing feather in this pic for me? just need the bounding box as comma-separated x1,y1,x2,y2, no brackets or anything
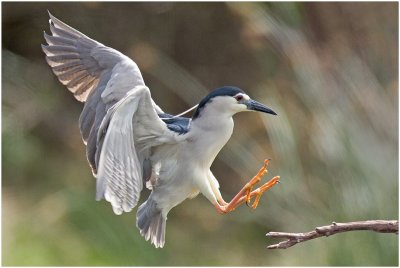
41,44,78,55
42,13,173,214
43,32,75,46
96,86,175,214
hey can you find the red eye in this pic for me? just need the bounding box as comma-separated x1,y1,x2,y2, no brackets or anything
235,95,243,101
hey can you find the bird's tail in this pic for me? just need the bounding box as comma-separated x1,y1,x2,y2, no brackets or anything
136,197,166,248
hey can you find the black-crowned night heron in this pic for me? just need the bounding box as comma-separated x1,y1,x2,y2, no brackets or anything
42,13,280,248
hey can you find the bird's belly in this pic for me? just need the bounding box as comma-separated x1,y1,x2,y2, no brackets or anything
150,138,223,213
151,160,200,213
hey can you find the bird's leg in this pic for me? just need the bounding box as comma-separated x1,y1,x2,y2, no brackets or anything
215,159,280,214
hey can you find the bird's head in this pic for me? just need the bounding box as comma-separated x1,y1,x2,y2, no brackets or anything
192,86,277,120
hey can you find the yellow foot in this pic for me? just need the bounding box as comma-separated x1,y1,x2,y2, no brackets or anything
214,159,280,214
245,159,271,206
245,176,280,209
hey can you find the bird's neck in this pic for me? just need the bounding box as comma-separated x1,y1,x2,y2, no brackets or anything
188,112,234,167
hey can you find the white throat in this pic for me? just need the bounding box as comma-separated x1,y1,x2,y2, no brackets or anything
188,109,235,167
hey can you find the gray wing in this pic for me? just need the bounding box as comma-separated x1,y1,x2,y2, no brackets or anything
42,13,173,214
96,86,177,214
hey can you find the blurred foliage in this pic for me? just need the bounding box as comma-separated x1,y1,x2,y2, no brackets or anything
2,2,398,266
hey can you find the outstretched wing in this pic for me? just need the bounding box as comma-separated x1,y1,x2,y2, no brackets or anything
42,13,175,214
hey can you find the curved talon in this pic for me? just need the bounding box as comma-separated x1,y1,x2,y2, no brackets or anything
244,189,262,209
264,158,271,167
245,188,252,206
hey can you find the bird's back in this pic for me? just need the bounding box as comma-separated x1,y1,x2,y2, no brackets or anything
159,113,191,135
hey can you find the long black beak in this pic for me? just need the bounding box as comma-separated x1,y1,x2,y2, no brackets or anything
246,99,277,115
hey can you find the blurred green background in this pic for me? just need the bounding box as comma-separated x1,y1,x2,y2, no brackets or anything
2,2,398,266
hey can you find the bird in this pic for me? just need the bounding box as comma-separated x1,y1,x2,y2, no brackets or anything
42,12,280,248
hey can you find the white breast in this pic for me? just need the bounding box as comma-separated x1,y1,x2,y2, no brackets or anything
187,113,234,168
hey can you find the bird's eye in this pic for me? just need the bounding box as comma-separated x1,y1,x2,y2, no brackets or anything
235,95,243,101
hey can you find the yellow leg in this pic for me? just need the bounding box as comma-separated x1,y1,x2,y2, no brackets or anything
215,159,279,214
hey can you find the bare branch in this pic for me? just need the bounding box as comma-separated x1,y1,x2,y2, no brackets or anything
266,220,398,249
